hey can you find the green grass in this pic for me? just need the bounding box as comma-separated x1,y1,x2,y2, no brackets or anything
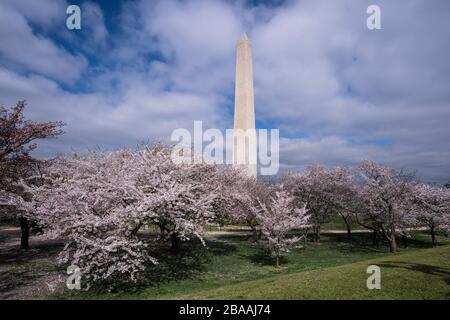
171,245,450,299
322,216,357,231
55,231,450,300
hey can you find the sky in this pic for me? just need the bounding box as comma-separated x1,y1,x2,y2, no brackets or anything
0,0,449,183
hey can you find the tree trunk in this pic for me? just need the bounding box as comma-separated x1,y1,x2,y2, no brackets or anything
19,217,30,250
159,225,166,240
389,236,398,253
430,225,437,246
314,226,321,243
401,234,408,248
341,214,352,239
251,226,261,243
303,229,309,248
346,225,352,239
170,233,181,254
275,254,280,268
372,230,379,248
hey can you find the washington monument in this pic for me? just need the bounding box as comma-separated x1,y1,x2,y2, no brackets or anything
233,33,257,178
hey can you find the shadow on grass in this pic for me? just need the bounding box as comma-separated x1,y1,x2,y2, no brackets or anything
0,241,63,266
377,261,450,285
212,234,256,243
0,227,64,266
247,247,287,267
313,233,386,254
402,231,449,248
0,266,54,297
0,228,64,298
90,238,238,293
239,233,381,268
147,238,237,284
321,231,442,254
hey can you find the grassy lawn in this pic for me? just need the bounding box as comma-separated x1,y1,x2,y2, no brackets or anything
172,245,450,299
322,216,358,231
54,231,450,300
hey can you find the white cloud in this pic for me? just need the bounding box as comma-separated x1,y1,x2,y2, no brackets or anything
80,1,109,52
0,1,87,83
1,0,68,27
0,0,449,183
0,66,223,156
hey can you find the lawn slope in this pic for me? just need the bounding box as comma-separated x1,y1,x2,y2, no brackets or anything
164,245,450,300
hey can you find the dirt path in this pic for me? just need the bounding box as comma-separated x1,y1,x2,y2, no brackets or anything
205,227,427,237
205,229,369,237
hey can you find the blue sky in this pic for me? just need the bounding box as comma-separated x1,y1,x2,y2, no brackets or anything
0,0,449,183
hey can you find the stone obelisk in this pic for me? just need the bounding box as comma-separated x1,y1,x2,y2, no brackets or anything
233,33,257,178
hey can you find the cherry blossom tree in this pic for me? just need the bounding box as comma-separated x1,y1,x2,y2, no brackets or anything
136,144,229,253
322,166,359,239
0,100,64,249
412,183,450,245
208,165,249,226
18,143,237,282
285,165,356,242
228,175,273,242
355,160,415,253
0,175,43,249
250,186,309,267
30,150,157,282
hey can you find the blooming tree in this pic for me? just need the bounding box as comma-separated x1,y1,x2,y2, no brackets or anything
228,175,273,242
412,183,450,245
136,144,232,253
250,186,309,267
19,143,237,282
0,176,42,249
0,100,64,249
31,150,157,282
285,165,355,242
321,166,359,238
355,160,415,253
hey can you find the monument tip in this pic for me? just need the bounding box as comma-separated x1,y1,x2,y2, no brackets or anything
239,32,249,43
